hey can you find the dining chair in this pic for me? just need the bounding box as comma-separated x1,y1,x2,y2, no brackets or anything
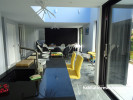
63,46,70,57
37,45,43,53
52,47,62,52
68,55,83,79
43,43,48,47
66,52,76,70
42,47,49,52
61,43,65,47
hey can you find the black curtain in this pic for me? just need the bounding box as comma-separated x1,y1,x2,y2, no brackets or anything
45,28,77,46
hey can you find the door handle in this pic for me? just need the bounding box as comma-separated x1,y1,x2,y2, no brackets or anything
104,44,108,59
117,45,119,48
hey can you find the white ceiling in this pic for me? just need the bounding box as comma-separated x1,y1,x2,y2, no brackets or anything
32,0,108,7
0,0,108,28
0,0,132,28
42,23,89,28
118,0,133,5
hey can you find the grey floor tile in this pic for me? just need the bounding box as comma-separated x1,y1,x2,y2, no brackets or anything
65,57,110,100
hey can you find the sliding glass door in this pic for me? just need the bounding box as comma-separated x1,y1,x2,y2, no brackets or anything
99,0,133,99
106,1,133,99
107,9,132,85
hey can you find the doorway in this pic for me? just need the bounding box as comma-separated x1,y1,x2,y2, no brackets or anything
100,0,133,99
6,23,17,68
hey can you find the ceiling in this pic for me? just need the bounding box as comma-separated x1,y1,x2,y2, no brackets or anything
0,0,132,28
32,0,108,7
0,0,108,28
118,0,133,5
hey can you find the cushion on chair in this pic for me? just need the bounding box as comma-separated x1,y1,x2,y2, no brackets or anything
68,69,80,79
16,60,34,67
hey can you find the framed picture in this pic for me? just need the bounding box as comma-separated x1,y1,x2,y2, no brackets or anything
85,27,89,35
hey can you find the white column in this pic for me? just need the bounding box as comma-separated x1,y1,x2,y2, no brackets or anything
94,6,102,85
0,12,6,74
92,21,97,52
77,28,79,51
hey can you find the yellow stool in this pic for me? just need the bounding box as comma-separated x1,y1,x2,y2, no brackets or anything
88,52,96,63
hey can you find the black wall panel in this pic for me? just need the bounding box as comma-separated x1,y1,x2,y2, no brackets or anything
45,28,77,46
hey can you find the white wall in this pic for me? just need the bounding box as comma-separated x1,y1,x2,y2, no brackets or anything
82,8,98,53
82,24,90,53
22,25,44,56
25,26,39,49
24,25,39,55
39,28,45,40
0,12,6,74
89,8,98,52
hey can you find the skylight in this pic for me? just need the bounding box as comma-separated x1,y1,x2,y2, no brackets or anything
31,6,91,23
31,6,45,21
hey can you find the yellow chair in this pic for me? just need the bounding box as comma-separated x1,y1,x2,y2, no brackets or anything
66,52,76,70
68,55,83,79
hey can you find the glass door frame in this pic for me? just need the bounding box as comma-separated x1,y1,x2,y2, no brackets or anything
99,0,121,99
79,27,83,52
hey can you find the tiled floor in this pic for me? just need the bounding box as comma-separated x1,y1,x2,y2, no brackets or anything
108,84,133,100
127,63,133,86
65,58,110,100
107,63,133,100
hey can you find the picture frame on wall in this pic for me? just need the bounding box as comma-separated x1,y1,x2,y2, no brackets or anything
85,27,89,35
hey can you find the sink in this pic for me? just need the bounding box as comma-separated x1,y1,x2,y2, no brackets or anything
0,69,35,82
